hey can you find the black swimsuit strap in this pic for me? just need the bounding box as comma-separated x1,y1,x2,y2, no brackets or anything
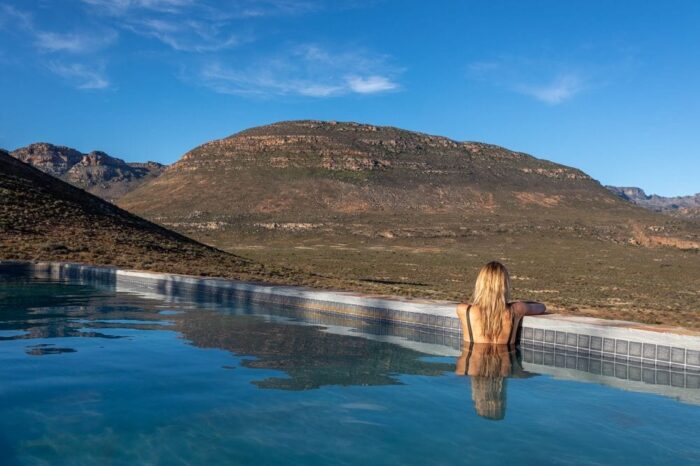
466,304,474,343
465,305,475,373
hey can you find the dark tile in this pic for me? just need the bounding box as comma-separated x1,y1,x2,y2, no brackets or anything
615,364,628,379
545,330,555,343
629,342,642,358
603,338,616,353
577,358,589,372
589,359,602,374
671,348,686,364
589,350,602,359
590,336,603,351
671,372,685,388
657,345,671,362
566,355,577,369
687,374,700,389
578,334,590,349
534,328,545,341
534,351,544,365
643,343,656,360
556,331,567,345
687,350,700,367
523,327,533,340
544,352,554,366
555,353,566,367
656,371,670,385
566,333,578,347
602,361,615,377
642,368,656,384
629,366,642,381
615,340,629,355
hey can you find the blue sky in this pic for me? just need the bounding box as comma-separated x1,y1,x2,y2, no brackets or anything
1,1,698,196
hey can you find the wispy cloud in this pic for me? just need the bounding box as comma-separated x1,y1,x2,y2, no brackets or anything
1,4,115,90
81,0,196,15
47,62,111,89
198,44,401,98
516,73,585,104
347,75,398,94
467,58,589,105
34,30,118,53
124,17,240,52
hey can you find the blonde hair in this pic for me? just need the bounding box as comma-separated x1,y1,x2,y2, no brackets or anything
472,261,512,341
471,345,507,420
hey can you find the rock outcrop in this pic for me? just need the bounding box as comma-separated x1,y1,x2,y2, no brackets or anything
607,186,700,219
10,143,165,201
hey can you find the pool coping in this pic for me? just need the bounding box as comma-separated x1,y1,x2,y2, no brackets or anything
2,260,700,364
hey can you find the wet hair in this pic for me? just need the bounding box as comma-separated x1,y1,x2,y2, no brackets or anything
472,261,512,341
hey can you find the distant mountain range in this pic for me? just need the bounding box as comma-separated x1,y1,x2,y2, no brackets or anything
606,186,700,219
9,143,165,201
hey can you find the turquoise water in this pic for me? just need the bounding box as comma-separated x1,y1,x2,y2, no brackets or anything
1,276,699,465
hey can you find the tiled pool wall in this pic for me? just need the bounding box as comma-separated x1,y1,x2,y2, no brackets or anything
3,261,700,375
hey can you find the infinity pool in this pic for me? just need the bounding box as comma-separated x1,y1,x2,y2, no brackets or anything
1,275,699,465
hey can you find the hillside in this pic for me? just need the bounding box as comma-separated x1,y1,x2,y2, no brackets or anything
0,149,331,286
607,186,700,219
119,121,700,327
10,143,165,201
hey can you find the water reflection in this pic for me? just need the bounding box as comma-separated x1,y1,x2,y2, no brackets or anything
456,344,534,420
0,278,453,389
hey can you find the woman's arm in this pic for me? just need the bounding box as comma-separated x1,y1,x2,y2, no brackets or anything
456,303,471,342
510,301,546,317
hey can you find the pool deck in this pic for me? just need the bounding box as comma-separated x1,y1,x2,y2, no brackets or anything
2,260,700,368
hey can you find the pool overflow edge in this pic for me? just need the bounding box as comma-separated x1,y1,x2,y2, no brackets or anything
2,260,699,377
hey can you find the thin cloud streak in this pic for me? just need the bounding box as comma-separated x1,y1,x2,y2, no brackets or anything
47,62,111,89
34,30,118,53
468,58,589,105
198,45,401,98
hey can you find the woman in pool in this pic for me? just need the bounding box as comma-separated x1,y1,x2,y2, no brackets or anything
457,261,546,345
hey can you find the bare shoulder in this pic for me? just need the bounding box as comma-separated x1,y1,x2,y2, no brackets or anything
456,302,471,317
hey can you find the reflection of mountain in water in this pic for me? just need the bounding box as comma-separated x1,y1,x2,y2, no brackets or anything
180,312,453,390
0,278,452,389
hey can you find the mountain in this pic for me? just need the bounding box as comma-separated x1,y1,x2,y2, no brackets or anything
0,149,317,285
607,186,700,219
10,143,165,201
119,121,700,327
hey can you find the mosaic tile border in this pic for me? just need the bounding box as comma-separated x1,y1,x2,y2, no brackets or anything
521,342,700,390
522,326,700,371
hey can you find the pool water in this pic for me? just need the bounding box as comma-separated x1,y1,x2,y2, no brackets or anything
1,276,699,465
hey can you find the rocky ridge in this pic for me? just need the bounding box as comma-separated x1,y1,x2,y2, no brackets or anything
10,143,165,201
606,186,700,219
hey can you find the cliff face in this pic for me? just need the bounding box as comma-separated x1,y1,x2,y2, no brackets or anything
10,143,165,201
607,186,700,219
